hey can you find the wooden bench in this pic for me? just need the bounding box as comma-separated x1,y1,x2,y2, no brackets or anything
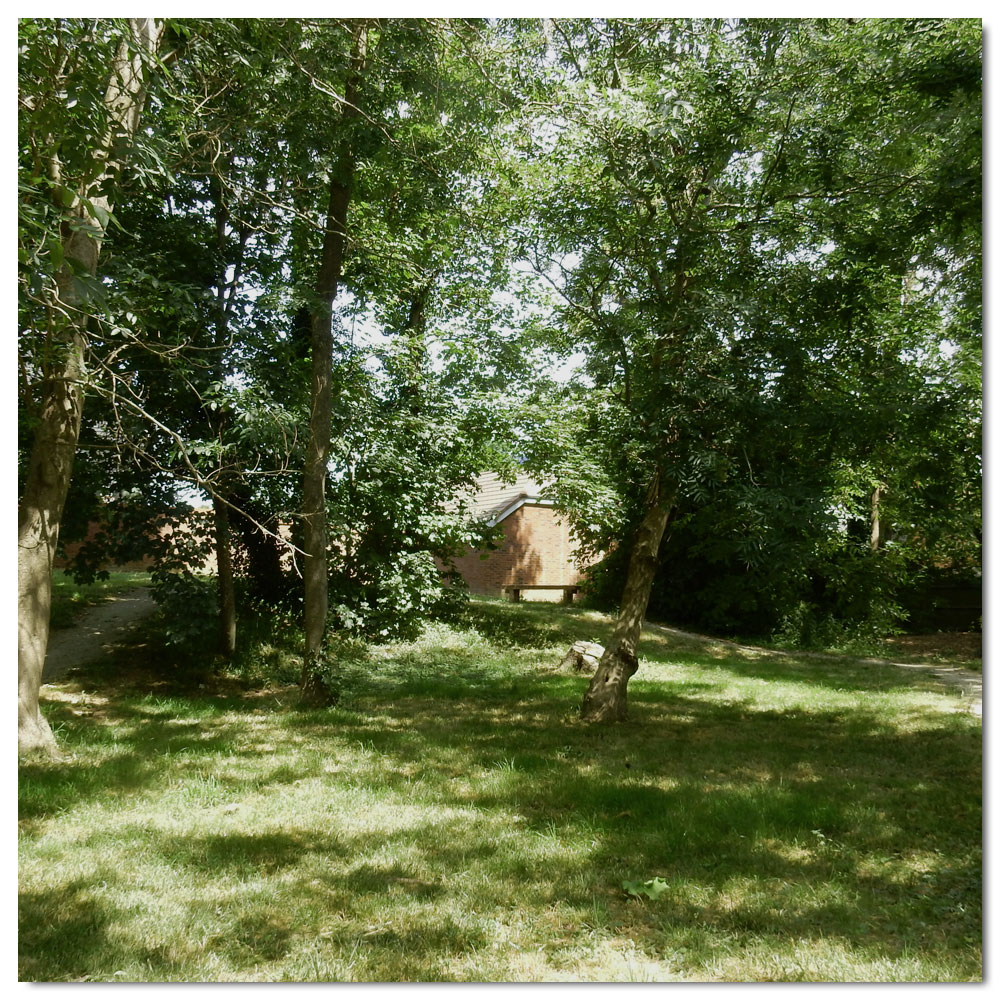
502,584,580,605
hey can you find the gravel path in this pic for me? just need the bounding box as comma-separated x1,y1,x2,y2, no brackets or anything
645,621,982,717
42,588,157,684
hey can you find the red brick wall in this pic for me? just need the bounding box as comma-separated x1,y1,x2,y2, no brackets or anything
450,503,587,597
53,514,217,574
54,522,154,572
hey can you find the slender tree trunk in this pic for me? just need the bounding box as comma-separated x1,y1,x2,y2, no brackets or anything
580,480,674,723
870,484,884,551
208,171,243,661
213,496,238,659
18,19,162,755
400,279,434,412
300,23,368,703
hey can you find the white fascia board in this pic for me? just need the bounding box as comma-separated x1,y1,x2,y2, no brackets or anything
488,496,555,526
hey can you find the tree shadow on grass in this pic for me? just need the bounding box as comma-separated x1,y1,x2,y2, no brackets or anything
276,679,981,960
89,761,979,981
155,829,338,877
464,600,605,650
19,692,297,827
18,879,113,981
18,875,188,982
634,630,969,699
21,615,981,981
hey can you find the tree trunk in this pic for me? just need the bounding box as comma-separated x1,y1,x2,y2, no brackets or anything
18,19,162,755
580,483,673,723
229,487,286,604
870,484,884,551
213,495,237,659
208,168,244,661
18,325,86,755
400,280,434,410
300,23,369,703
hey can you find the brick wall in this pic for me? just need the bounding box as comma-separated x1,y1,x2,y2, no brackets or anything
55,522,154,572
54,513,218,574
450,503,587,598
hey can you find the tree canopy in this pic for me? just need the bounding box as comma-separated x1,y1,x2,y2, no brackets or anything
18,17,981,749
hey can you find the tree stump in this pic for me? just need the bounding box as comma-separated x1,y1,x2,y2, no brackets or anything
558,640,605,672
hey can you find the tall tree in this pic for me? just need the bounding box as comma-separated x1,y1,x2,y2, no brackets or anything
292,18,526,695
296,20,370,701
510,17,980,720
18,18,164,753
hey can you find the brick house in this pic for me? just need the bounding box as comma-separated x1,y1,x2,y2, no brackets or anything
450,472,589,601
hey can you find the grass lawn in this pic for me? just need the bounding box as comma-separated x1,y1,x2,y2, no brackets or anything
49,570,152,629
19,598,981,982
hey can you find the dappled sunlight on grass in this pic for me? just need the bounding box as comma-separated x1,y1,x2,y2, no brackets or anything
20,598,980,981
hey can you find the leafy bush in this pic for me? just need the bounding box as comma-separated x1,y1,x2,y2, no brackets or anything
328,551,470,643
150,571,219,650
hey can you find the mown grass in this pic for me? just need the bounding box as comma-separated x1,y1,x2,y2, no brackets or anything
19,599,981,982
49,571,151,629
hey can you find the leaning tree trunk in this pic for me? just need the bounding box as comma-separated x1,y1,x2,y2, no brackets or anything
580,484,674,723
18,19,162,755
300,23,368,704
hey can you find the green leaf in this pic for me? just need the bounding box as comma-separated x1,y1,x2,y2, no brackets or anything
47,237,64,269
622,876,669,900
79,196,112,230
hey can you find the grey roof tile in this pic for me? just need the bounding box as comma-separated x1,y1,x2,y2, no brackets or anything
466,471,548,522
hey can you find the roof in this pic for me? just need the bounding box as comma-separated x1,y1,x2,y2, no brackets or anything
467,471,553,525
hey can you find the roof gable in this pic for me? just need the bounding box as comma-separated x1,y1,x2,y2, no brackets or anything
468,472,551,524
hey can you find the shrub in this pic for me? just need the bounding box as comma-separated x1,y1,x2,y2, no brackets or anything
150,571,219,650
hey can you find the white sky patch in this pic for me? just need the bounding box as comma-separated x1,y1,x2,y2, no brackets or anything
178,485,210,508
543,350,587,384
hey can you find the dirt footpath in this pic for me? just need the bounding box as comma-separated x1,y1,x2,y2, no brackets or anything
42,588,157,684
645,621,982,717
